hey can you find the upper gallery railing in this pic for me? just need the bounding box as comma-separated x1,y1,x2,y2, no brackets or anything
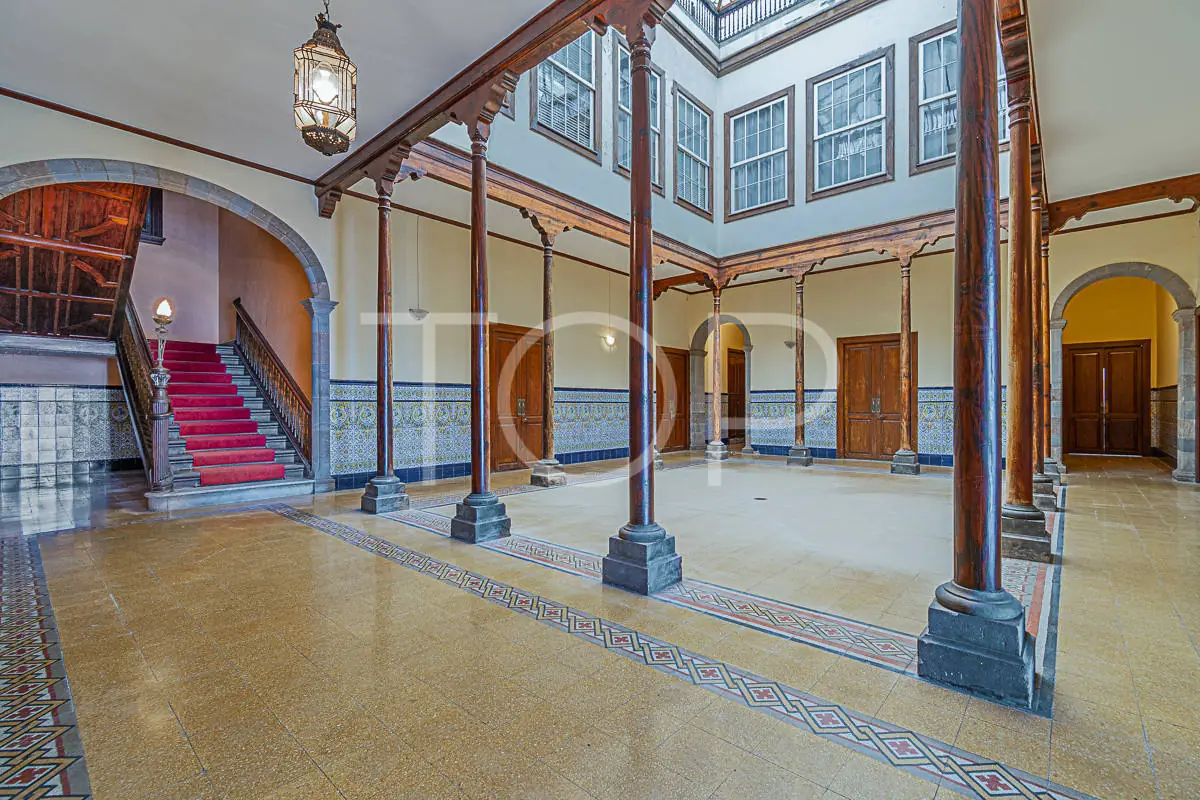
115,301,172,491
676,0,823,42
231,298,312,470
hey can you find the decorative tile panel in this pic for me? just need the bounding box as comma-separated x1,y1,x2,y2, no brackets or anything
330,381,631,476
0,384,137,487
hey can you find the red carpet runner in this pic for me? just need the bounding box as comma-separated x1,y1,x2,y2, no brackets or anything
150,340,286,486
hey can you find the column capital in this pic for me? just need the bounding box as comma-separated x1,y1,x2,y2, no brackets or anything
1049,317,1067,332
301,297,339,319
1172,306,1197,325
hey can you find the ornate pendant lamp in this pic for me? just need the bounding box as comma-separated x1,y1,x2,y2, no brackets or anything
294,1,357,156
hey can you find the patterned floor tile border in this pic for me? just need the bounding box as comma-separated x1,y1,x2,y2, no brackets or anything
0,535,91,799
267,503,1095,800
384,506,1059,680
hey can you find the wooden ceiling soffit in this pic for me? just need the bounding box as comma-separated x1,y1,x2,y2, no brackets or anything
720,209,956,278
315,0,612,215
0,183,148,340
408,140,717,277
1047,174,1200,232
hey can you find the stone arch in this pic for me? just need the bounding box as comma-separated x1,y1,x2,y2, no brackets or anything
687,313,754,450
1049,262,1196,482
0,158,336,486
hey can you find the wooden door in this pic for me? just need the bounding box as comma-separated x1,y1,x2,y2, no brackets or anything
727,348,746,443
656,347,690,452
489,323,544,471
1064,340,1149,456
837,333,917,460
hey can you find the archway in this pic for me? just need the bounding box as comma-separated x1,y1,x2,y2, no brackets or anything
1050,262,1196,482
0,159,336,486
688,313,754,451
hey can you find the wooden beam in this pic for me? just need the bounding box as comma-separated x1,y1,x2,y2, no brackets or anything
0,231,129,261
652,272,704,298
1047,174,1200,232
315,0,613,213
409,139,718,277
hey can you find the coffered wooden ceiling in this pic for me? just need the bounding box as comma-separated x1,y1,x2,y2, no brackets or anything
0,184,149,339
0,0,555,179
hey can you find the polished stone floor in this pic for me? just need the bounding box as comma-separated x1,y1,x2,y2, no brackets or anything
3,455,1198,799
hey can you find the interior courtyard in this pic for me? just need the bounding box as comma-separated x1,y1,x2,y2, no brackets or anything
1,1,1198,798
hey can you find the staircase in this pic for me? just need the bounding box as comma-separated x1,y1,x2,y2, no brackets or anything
145,339,313,509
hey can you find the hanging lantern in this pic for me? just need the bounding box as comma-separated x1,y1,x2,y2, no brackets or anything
294,1,357,156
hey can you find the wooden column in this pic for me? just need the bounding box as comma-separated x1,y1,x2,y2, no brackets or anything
450,84,515,543
891,260,920,474
361,167,411,514
1031,190,1046,477
998,66,1047,554
706,288,729,460
602,4,681,596
521,209,571,487
917,0,1034,706
1040,237,1058,476
788,272,813,466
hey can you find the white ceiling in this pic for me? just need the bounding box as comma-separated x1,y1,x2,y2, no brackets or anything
0,0,553,179
1029,1,1200,202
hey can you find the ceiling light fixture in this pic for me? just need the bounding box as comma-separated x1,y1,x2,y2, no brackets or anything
409,218,429,321
294,0,357,156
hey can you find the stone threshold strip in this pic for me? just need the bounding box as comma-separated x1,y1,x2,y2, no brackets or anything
267,504,1095,800
0,535,91,799
386,505,1058,678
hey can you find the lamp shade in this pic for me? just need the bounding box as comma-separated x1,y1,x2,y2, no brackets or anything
294,12,357,156
154,298,174,320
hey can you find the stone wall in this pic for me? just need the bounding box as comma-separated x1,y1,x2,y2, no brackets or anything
0,385,139,488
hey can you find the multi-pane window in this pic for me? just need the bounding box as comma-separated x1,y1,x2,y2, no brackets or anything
676,91,711,212
814,58,887,192
536,32,596,151
917,30,1011,165
616,44,662,185
729,96,788,213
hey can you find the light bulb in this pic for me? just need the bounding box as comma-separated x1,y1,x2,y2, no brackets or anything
311,66,339,104
155,298,173,318
602,332,616,347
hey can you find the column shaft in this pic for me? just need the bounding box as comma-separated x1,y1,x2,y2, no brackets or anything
542,236,556,461
892,263,920,474
602,17,681,595
918,0,1034,707
789,275,813,466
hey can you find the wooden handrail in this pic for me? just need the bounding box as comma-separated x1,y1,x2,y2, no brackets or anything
231,298,313,468
115,302,172,490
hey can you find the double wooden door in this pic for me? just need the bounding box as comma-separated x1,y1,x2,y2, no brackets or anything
727,348,746,443
489,323,544,471
837,333,916,461
1064,340,1149,456
656,346,690,452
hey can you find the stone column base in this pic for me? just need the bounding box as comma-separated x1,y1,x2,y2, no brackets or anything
787,446,813,467
602,526,682,595
1032,486,1058,514
1172,465,1197,484
705,441,729,461
653,448,665,471
1001,503,1052,562
450,493,511,543
361,475,409,514
530,459,567,487
917,583,1035,707
890,449,921,475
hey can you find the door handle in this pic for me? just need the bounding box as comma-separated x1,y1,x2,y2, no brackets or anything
871,397,881,414
516,397,526,416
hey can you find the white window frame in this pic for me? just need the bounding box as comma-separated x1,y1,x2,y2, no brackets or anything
728,94,790,215
616,42,663,188
533,31,598,156
813,56,888,193
675,88,712,215
915,28,1011,167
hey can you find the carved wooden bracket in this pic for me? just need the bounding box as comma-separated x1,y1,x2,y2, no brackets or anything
775,260,821,280
317,187,344,219
597,0,673,40
366,145,424,198
875,228,944,267
520,207,573,246
1047,173,1200,232
449,70,521,141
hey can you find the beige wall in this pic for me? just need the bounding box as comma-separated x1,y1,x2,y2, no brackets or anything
129,191,220,343
218,210,313,398
0,353,118,385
